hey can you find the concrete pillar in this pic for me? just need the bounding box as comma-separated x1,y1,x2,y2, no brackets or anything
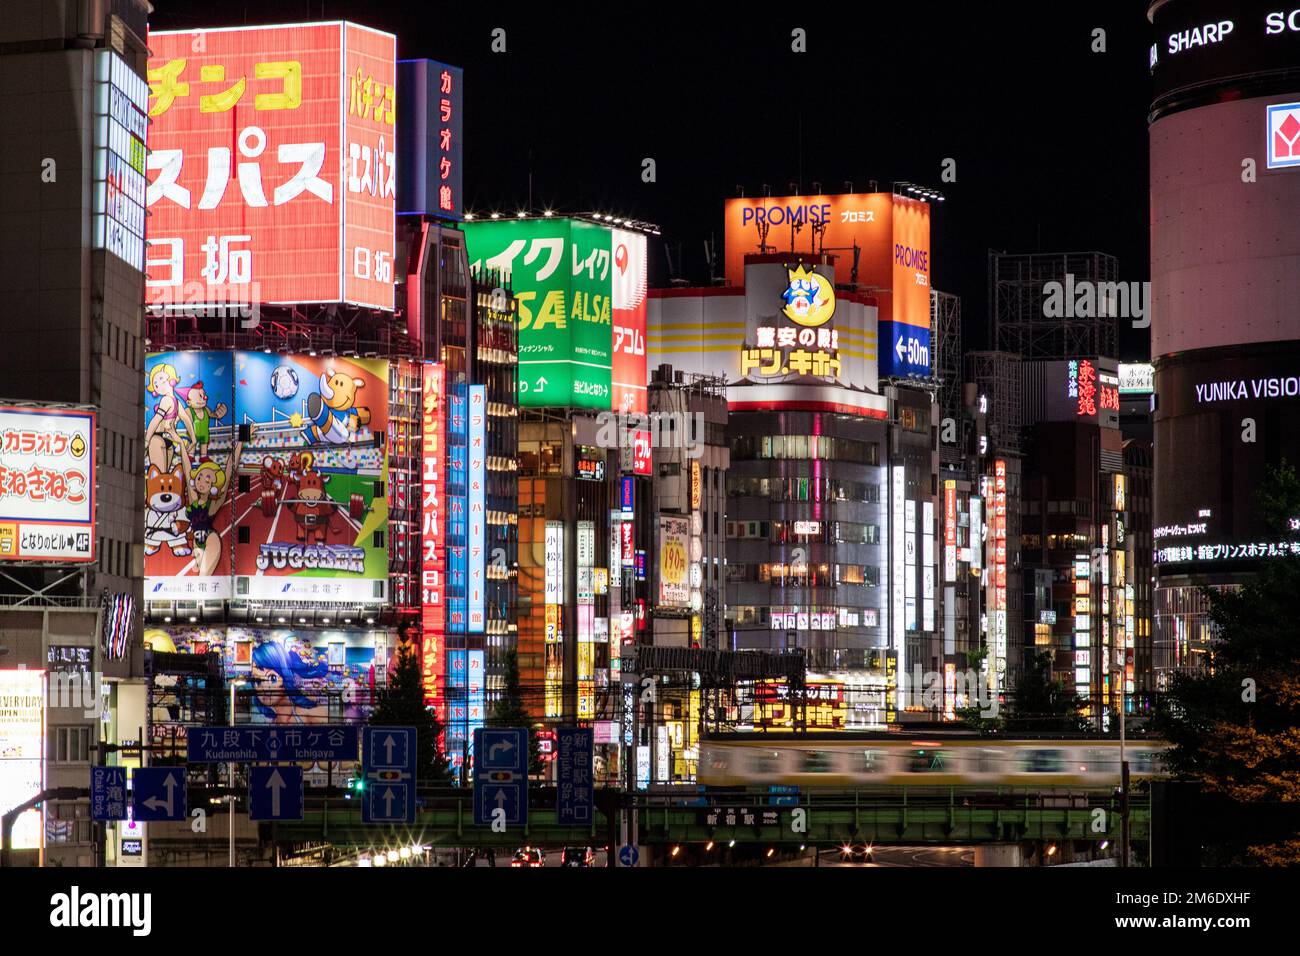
974,842,1024,867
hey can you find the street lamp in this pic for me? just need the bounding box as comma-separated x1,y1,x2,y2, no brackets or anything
1111,661,1129,868
228,677,250,867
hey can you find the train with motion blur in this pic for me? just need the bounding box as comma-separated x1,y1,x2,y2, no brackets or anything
699,733,1173,788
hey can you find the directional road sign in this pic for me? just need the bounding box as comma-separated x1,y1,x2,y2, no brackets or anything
131,767,187,822
556,728,593,825
186,726,358,763
249,766,304,821
474,727,527,827
619,844,639,867
362,726,416,824
91,767,128,821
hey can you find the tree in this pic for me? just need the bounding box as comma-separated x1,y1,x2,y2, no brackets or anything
489,649,542,776
956,646,1005,735
1154,460,1300,864
368,644,453,786
1006,649,1089,734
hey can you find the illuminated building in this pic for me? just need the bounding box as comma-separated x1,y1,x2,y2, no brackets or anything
139,20,408,711
965,352,1023,695
0,0,152,866
1148,1,1300,679
642,365,728,781
398,60,520,779
1019,357,1133,726
650,191,942,728
465,215,650,781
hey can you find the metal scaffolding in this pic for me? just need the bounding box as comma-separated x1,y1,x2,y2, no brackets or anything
966,351,1024,454
989,251,1119,360
931,289,964,465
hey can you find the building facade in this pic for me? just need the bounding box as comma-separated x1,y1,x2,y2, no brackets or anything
1148,1,1300,680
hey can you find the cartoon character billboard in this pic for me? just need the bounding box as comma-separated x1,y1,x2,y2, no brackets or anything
144,351,389,602
723,192,932,377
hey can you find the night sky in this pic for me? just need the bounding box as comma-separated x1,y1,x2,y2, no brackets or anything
149,1,1155,359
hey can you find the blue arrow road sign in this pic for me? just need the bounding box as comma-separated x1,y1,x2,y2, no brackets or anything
249,766,304,821
473,727,528,826
187,726,358,763
132,767,186,822
361,727,416,824
91,767,128,821
478,728,527,771
619,844,639,867
369,783,411,823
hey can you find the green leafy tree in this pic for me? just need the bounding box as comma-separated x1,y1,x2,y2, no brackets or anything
369,644,453,786
955,646,1005,735
489,649,542,776
1154,460,1300,864
1006,649,1089,734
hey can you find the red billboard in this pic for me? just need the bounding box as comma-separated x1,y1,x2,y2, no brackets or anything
611,228,648,414
146,22,396,310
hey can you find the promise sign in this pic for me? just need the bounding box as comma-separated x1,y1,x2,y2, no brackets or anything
146,22,397,310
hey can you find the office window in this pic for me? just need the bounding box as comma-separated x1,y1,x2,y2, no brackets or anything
50,726,92,763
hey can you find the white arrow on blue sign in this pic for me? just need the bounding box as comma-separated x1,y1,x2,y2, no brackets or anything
249,765,304,821
131,768,186,822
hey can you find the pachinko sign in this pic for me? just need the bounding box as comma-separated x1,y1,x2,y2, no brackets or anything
0,406,95,562
144,351,389,602
145,22,396,311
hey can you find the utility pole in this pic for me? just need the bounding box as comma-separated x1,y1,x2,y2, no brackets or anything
1119,665,1129,868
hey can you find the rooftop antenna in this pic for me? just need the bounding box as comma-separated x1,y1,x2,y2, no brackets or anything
736,184,745,197
844,180,854,194
812,217,827,256
705,235,723,285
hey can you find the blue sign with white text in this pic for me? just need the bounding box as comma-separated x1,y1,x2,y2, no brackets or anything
91,767,128,821
878,321,931,378
557,728,594,825
186,726,358,763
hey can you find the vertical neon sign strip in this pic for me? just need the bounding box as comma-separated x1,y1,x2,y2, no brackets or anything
468,384,486,633
447,384,467,633
891,465,906,673
420,363,446,713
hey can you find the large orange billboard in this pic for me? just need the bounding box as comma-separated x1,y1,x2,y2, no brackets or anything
145,22,396,311
723,193,931,329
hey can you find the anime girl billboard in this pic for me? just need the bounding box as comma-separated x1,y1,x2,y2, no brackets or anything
143,351,389,603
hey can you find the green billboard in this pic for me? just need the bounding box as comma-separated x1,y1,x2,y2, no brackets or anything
465,218,613,409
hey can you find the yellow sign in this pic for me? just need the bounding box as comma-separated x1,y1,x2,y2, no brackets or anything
781,265,836,327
